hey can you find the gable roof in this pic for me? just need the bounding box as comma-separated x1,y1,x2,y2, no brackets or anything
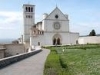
45,7,68,20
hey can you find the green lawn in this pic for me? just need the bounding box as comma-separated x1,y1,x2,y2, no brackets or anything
44,44,100,75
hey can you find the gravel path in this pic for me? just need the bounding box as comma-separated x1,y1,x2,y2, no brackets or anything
0,49,50,75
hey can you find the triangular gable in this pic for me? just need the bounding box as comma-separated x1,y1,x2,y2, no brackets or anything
45,7,68,20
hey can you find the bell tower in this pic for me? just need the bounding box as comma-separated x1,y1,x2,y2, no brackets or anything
23,4,35,43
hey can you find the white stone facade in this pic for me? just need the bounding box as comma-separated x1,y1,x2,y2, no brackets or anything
23,4,79,46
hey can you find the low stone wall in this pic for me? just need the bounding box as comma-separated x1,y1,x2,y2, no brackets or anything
5,44,25,56
0,50,42,69
0,44,25,57
78,36,100,44
0,48,6,59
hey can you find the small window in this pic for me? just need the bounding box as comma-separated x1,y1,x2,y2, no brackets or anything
26,15,27,18
55,15,59,19
30,16,32,18
38,42,40,46
26,15,31,18
28,15,30,18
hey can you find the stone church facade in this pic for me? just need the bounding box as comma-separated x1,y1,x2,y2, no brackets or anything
23,4,79,46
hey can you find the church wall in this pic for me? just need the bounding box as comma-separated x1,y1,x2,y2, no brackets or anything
43,33,54,45
32,32,79,46
32,35,45,46
24,15,34,25
69,33,79,45
60,33,70,45
32,32,61,46
24,26,31,34
78,36,100,44
44,20,69,32
60,33,79,45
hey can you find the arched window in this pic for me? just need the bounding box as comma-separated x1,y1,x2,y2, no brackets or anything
26,7,28,12
28,7,30,12
31,7,33,12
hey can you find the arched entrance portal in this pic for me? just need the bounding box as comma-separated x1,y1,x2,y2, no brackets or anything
52,34,62,45
57,38,60,45
53,38,56,45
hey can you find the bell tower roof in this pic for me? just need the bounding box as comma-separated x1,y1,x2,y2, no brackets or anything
23,4,35,6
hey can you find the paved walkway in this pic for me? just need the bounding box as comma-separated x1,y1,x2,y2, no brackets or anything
0,49,50,75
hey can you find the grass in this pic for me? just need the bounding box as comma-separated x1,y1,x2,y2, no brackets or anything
44,44,100,75
44,47,71,75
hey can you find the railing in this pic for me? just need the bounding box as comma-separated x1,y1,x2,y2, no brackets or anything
0,50,42,69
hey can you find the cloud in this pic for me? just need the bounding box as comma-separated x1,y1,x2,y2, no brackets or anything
0,11,23,39
0,27,15,30
0,11,23,30
76,22,100,29
0,11,22,24
0,10,41,39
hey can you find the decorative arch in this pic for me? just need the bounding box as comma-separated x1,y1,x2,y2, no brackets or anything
52,34,62,45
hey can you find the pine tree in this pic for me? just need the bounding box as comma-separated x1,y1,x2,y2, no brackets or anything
89,29,96,36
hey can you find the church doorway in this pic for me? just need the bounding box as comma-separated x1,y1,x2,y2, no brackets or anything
38,42,40,46
52,34,62,45
53,38,56,45
57,38,60,45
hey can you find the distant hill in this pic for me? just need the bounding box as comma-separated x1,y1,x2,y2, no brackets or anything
80,34,100,37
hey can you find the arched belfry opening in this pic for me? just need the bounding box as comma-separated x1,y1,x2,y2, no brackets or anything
52,34,62,45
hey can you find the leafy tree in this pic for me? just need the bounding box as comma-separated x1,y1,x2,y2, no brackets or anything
89,29,96,36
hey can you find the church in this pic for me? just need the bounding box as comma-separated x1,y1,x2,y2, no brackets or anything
23,4,79,47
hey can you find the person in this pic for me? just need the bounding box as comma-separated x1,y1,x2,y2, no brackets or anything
62,48,64,52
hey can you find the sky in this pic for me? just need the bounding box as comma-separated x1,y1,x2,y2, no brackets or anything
0,0,100,39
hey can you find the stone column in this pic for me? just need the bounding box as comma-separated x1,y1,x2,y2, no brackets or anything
29,29,35,51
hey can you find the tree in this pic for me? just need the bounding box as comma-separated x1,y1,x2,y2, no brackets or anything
89,29,96,36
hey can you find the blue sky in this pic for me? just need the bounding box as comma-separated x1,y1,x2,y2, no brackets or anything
0,0,100,39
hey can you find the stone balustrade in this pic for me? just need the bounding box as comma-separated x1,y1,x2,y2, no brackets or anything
0,50,42,69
